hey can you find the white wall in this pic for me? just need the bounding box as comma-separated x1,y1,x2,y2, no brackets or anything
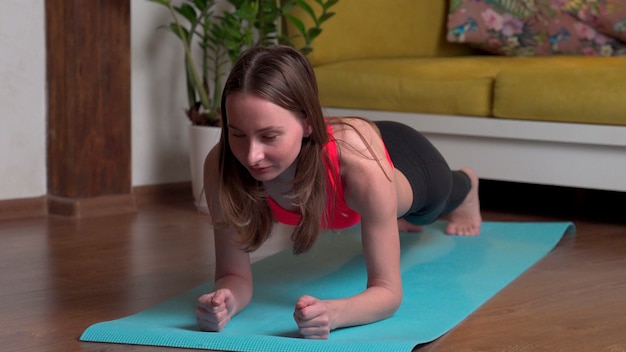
0,1,194,202
131,1,193,187
0,0,47,201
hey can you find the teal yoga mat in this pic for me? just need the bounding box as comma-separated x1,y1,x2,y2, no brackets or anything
81,221,574,352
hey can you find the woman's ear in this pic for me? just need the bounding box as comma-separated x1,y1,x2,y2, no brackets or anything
303,118,313,137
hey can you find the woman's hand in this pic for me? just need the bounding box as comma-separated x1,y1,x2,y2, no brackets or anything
293,295,332,339
196,289,236,332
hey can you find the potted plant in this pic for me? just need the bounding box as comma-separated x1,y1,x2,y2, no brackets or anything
148,0,338,212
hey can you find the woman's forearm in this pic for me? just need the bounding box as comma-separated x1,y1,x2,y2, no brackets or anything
326,284,403,330
214,273,254,315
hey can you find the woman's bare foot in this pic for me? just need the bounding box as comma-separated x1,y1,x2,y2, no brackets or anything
445,167,482,236
398,218,422,233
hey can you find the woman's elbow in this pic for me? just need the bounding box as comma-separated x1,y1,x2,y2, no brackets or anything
380,287,403,319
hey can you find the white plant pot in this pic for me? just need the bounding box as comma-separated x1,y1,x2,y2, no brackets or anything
189,124,221,214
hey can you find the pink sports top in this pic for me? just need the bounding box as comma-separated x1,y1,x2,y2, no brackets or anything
266,123,392,230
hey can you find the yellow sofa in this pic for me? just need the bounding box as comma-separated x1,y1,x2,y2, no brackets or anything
289,0,626,192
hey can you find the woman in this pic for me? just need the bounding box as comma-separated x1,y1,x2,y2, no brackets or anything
196,46,481,339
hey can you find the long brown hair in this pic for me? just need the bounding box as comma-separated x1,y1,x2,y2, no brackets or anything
215,45,329,254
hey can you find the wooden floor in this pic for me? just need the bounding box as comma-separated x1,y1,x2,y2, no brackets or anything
2,182,626,352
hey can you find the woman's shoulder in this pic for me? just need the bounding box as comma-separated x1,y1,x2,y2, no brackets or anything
329,117,388,171
330,117,395,211
328,116,378,145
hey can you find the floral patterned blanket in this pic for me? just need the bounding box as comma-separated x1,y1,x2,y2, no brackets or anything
447,0,626,56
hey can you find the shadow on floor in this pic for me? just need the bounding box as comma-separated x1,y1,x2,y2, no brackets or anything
479,180,626,224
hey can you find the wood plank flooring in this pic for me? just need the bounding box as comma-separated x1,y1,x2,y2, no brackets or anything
1,182,625,352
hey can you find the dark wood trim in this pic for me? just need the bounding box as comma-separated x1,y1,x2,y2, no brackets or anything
45,0,134,217
0,197,47,221
0,183,192,221
133,182,194,207
47,194,136,218
0,194,136,221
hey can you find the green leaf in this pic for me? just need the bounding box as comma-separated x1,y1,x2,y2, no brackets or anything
295,0,317,24
307,27,322,40
323,0,339,9
168,23,189,41
281,1,296,14
192,0,211,11
313,0,338,10
319,12,334,23
175,3,198,24
285,13,306,37
156,23,172,32
147,0,169,6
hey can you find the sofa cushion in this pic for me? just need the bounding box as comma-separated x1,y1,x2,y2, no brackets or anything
314,58,497,117
563,0,626,42
315,56,626,124
314,56,606,116
287,0,476,67
493,59,626,126
447,0,626,56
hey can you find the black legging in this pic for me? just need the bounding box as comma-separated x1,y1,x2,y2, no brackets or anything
375,121,470,225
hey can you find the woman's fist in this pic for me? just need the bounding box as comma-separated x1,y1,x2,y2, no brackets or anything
293,295,331,339
196,289,235,332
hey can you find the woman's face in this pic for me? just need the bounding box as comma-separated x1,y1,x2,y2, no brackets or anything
225,92,311,182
